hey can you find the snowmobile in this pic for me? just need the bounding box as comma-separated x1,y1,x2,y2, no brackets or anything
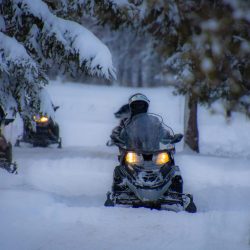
0,119,17,174
104,113,197,212
15,111,62,148
0,139,17,174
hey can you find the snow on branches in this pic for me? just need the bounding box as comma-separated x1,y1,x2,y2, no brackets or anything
0,31,47,118
0,0,116,119
88,0,250,115
9,0,116,79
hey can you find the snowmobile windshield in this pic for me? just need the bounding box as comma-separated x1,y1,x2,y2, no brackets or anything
120,113,174,153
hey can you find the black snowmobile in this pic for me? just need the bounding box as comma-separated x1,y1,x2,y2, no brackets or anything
105,113,197,212
15,110,62,148
0,119,17,174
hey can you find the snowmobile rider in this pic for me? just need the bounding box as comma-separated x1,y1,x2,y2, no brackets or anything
110,93,149,144
0,106,14,162
110,93,173,145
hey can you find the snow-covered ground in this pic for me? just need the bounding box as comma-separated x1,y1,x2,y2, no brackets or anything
0,81,250,250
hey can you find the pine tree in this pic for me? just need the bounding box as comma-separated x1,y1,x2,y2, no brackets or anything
0,0,115,120
85,0,250,152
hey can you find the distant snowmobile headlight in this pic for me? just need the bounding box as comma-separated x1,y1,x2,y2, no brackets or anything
155,152,170,165
33,115,39,121
33,115,49,123
125,152,141,165
39,116,49,123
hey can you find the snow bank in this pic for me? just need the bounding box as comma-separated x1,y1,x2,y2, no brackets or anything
199,105,250,158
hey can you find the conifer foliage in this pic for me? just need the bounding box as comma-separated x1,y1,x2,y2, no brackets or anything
0,0,115,118
86,0,250,151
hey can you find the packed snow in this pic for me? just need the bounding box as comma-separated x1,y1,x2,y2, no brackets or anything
1,80,250,250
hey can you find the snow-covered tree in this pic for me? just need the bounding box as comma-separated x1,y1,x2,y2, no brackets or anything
47,1,163,87
85,0,250,152
158,0,250,152
98,27,163,87
0,0,115,119
0,31,47,118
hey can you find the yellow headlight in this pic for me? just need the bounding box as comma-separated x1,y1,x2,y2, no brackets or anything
125,152,141,165
155,152,170,165
33,115,49,123
33,115,39,122
39,116,49,123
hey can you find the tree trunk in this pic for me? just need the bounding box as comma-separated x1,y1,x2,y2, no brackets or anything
184,94,199,153
118,62,124,86
137,61,143,87
126,65,133,87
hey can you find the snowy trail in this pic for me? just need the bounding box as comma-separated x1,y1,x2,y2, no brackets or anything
1,82,250,250
1,146,250,250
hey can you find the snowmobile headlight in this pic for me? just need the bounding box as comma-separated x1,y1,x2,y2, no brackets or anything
39,116,49,123
33,115,39,122
155,152,170,165
125,152,141,165
33,115,49,123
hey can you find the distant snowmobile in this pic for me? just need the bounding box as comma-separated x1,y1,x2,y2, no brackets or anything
16,107,62,148
0,118,17,174
105,113,197,212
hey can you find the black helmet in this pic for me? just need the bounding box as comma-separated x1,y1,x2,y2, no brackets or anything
129,93,150,116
